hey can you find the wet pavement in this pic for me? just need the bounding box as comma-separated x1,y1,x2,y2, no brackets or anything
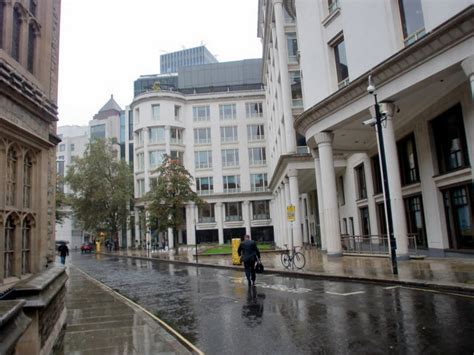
61,265,193,354
69,252,474,354
111,247,474,292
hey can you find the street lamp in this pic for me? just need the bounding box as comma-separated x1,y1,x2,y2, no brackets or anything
194,219,198,264
366,76,398,275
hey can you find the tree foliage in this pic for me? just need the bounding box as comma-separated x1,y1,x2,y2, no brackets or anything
55,174,69,224
146,156,204,241
65,139,133,239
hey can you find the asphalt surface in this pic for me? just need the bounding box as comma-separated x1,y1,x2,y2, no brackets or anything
70,252,474,355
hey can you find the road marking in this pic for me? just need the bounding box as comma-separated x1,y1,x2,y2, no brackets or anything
325,291,365,296
384,286,401,290
230,277,312,293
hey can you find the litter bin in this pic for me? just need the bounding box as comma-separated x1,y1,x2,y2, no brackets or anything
232,238,241,265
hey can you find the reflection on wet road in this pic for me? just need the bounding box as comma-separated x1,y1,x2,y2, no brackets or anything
71,253,474,354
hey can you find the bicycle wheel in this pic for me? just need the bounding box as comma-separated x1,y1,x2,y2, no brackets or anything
281,252,291,268
292,252,306,269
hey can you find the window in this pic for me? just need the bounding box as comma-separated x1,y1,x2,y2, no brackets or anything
170,128,183,144
219,104,236,120
194,128,211,144
442,184,473,250
354,164,367,200
174,105,181,121
220,126,238,143
225,202,242,221
149,150,165,170
360,207,370,236
70,144,75,151
128,111,134,140
371,154,383,195
136,152,144,171
397,133,420,185
59,144,65,152
135,108,140,124
136,179,145,198
349,217,354,235
328,0,340,14
193,105,210,121
223,175,241,193
333,36,349,88
376,202,387,237
247,125,265,141
23,154,32,208
21,220,31,274
404,195,427,248
250,173,268,192
136,130,144,146
198,203,215,223
249,147,266,165
398,0,425,45
91,124,106,139
196,177,214,195
149,127,165,144
152,104,160,120
4,216,16,278
252,200,270,220
12,7,21,61
338,176,345,205
195,151,212,169
287,33,298,63
170,150,184,164
342,218,348,235
27,23,36,73
290,71,303,107
6,148,17,206
222,149,239,168
432,104,469,174
246,102,263,118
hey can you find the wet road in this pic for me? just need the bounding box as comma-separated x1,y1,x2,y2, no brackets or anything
70,252,474,354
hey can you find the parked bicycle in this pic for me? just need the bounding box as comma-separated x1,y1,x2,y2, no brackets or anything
280,244,306,269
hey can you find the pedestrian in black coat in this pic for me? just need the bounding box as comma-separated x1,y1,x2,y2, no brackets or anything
238,235,260,287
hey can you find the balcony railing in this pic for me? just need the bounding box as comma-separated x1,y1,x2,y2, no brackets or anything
198,217,215,223
404,28,425,46
225,215,242,222
340,234,420,256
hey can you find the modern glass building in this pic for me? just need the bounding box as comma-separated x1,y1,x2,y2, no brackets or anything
160,45,218,74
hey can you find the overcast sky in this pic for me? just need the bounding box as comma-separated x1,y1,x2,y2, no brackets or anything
57,0,262,126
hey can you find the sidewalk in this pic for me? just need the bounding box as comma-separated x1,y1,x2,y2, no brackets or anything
106,247,474,293
62,266,196,354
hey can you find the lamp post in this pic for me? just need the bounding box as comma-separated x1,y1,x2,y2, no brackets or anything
194,219,198,264
367,76,398,275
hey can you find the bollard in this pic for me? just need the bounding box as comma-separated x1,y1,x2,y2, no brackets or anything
95,241,101,252
232,238,241,265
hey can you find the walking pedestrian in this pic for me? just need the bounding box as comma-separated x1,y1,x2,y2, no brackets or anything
238,234,260,287
58,242,69,265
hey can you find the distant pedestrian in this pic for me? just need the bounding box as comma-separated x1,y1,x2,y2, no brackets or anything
238,235,260,287
58,243,69,265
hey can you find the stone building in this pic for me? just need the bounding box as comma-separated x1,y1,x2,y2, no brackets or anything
258,0,473,257
0,0,66,354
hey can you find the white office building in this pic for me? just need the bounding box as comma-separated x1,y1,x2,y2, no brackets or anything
126,59,274,248
258,0,473,257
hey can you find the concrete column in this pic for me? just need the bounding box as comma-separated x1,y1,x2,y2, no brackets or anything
270,198,277,245
168,227,174,249
315,132,342,256
283,178,293,250
243,201,251,236
278,186,287,247
311,149,327,251
215,202,224,244
288,169,303,247
185,204,195,245
273,0,296,154
375,102,409,257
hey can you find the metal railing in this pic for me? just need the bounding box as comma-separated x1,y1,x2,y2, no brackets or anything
341,234,420,256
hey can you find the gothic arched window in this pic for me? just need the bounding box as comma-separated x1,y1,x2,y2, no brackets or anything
22,219,32,274
12,6,22,61
4,216,16,278
6,148,17,206
23,153,33,208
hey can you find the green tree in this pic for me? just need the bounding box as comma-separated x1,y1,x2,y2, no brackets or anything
146,155,203,247
55,174,69,224
65,139,133,245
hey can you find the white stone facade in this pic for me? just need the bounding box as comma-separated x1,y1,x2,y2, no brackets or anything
259,0,474,256
126,89,274,247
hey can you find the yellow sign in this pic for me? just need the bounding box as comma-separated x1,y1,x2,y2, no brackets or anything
287,205,295,222
231,238,242,265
